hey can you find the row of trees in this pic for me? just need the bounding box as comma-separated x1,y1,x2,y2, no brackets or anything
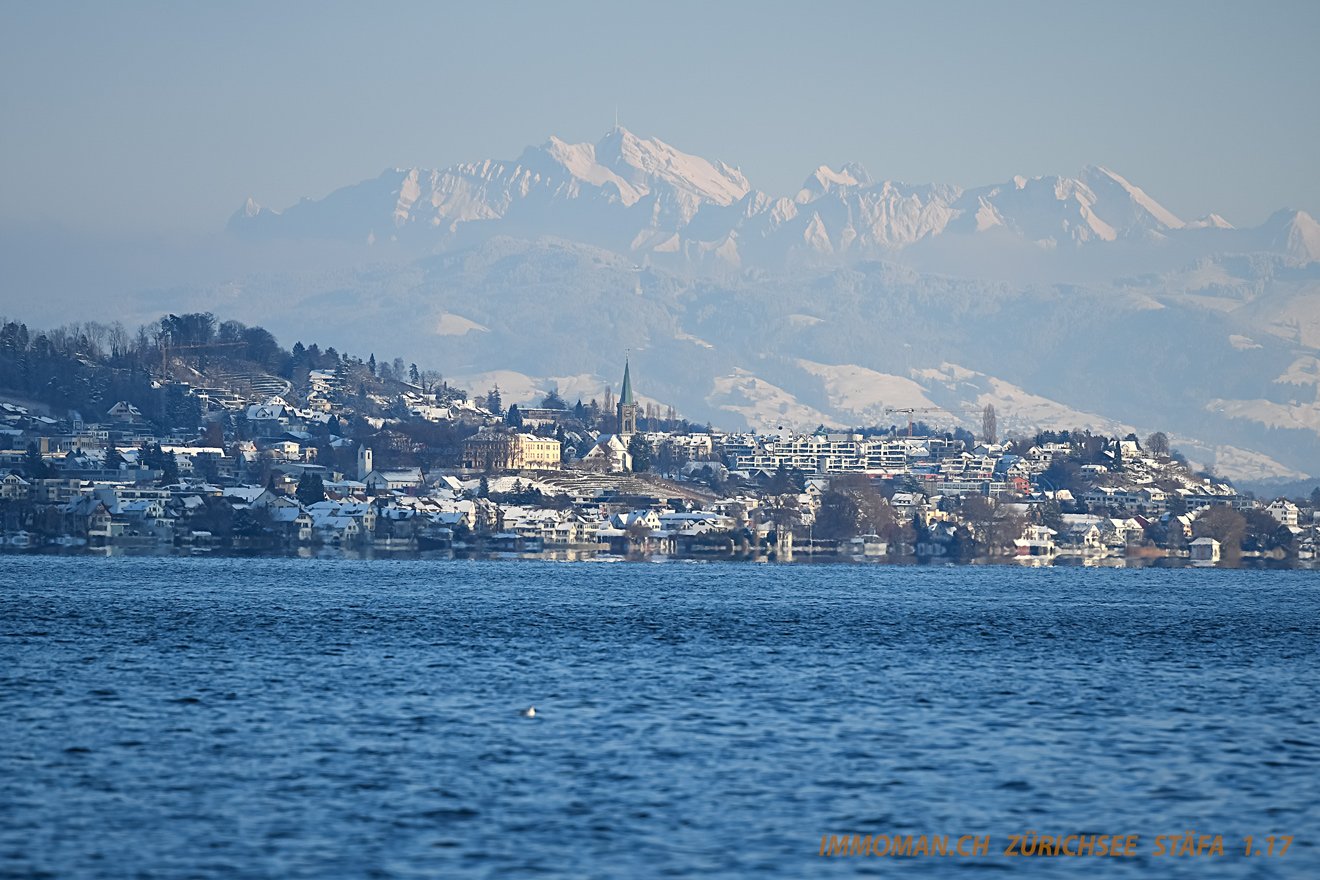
803,474,1023,554
1185,505,1301,566
0,314,286,430
0,311,476,435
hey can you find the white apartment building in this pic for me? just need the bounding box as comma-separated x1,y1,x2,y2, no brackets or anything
722,433,957,475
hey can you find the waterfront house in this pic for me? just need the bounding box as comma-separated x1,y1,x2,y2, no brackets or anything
1190,537,1221,565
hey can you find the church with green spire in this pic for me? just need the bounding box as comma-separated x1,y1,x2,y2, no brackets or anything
618,358,637,436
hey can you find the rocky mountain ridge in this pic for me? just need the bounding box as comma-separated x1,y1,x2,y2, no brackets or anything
230,127,1320,269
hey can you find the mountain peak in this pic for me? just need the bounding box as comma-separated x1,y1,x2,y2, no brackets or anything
841,162,875,187
531,136,600,181
1078,165,1184,230
796,164,872,202
1186,213,1234,230
1262,208,1320,261
592,127,749,206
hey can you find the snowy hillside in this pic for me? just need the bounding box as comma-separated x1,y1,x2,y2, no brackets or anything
119,231,1320,488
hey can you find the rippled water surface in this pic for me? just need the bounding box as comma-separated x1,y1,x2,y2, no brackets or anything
2,558,1318,878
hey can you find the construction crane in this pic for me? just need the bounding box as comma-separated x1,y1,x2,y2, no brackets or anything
884,405,990,438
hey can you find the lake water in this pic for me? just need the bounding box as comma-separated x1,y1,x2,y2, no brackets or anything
1,558,1317,878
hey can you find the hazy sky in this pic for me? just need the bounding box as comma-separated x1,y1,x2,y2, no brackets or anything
2,1,1317,236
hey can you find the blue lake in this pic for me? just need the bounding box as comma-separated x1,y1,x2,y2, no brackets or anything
1,558,1317,878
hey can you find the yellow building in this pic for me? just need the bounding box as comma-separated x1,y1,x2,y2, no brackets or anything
462,431,561,471
516,434,562,469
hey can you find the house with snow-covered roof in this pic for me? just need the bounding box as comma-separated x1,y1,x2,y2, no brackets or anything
363,468,423,494
106,401,144,425
581,434,631,472
0,473,30,501
1266,499,1299,527
245,396,293,434
270,505,314,542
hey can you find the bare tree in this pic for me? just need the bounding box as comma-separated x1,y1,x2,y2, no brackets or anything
962,493,1023,556
1193,506,1245,567
82,322,108,356
1145,431,1170,457
815,474,895,539
107,321,129,355
764,493,802,538
982,404,998,444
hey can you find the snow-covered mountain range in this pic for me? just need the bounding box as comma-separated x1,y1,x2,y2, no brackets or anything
230,126,1320,268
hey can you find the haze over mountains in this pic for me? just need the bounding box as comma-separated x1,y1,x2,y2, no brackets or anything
231,127,1320,271
43,128,1320,490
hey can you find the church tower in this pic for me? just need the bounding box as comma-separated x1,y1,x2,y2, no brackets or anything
357,445,373,481
618,359,638,436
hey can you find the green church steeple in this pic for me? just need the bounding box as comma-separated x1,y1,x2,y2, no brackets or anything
620,358,635,406
618,357,638,435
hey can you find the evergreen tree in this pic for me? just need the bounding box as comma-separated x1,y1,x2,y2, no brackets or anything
409,363,420,385
982,404,997,444
104,444,124,470
296,471,326,506
23,442,47,479
767,462,793,496
148,443,179,485
368,353,377,375
478,475,489,498
789,467,807,493
505,404,523,428
628,434,653,473
911,513,931,553
486,383,502,416
1039,499,1065,533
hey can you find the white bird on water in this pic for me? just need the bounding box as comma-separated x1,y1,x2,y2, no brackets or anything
519,706,536,718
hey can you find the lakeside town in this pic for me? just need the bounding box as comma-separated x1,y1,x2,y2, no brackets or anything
1,313,1316,568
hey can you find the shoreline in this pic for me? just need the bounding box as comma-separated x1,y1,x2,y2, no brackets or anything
2,545,1312,570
